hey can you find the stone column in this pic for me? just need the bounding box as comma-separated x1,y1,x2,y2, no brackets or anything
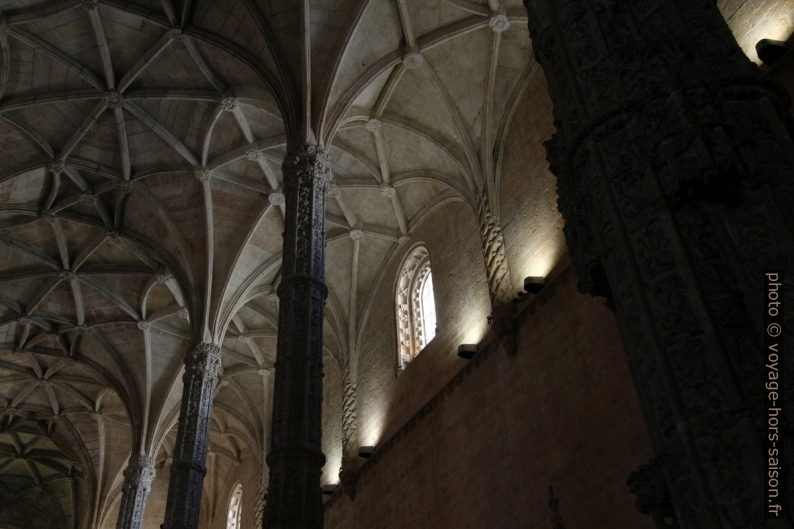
523,1,794,528
161,343,222,529
477,193,517,355
116,454,155,529
339,362,358,498
264,146,328,529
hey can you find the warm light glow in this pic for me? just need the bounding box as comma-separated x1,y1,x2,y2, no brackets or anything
520,238,565,287
732,6,793,64
420,272,437,345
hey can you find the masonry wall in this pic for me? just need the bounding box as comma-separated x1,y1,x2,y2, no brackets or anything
324,265,653,529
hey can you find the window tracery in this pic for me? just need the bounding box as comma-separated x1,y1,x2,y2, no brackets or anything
395,245,437,373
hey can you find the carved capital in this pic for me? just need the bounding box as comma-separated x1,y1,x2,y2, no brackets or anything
116,454,156,529
185,343,221,377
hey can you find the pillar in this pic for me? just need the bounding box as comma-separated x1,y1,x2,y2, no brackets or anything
264,146,329,529
116,455,155,529
477,192,518,355
522,1,794,528
339,361,358,498
161,343,221,529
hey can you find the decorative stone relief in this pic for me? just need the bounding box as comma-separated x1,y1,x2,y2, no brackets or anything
402,49,424,69
161,343,222,529
394,245,433,373
194,166,211,182
264,146,329,529
524,1,794,526
115,454,155,529
339,363,358,499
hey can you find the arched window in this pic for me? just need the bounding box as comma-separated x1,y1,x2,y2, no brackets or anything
226,482,243,529
395,245,437,373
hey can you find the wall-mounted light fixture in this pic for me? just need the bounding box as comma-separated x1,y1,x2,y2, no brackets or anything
523,276,546,294
321,484,338,495
756,39,789,65
358,446,376,459
457,343,478,359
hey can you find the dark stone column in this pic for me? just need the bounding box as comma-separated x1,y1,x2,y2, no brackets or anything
523,1,794,528
264,146,328,529
116,454,155,529
161,343,221,529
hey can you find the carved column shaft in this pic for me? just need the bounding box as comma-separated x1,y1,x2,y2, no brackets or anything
524,1,794,528
339,364,358,497
116,455,155,529
477,193,513,304
478,193,518,354
265,148,328,529
162,343,221,529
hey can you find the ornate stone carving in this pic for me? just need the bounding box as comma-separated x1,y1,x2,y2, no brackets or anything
349,228,365,241
80,193,97,207
194,166,211,182
49,159,66,176
115,454,155,529
627,458,676,527
220,96,238,113
379,184,395,198
253,473,267,529
268,192,285,206
365,118,382,133
523,1,794,527
161,343,221,529
477,192,512,304
477,193,516,354
339,364,359,499
489,12,511,34
264,146,329,529
402,49,424,70
105,90,122,110
395,245,433,372
245,146,263,161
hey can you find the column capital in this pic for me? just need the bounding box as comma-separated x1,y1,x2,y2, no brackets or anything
185,343,221,376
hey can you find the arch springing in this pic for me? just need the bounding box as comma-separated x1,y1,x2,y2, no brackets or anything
395,245,437,373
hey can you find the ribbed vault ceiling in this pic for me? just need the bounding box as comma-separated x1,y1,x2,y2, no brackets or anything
0,0,535,526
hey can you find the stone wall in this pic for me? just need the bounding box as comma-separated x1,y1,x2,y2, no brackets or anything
324,265,653,529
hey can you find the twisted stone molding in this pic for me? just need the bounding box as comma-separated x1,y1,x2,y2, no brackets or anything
265,147,329,529
324,267,563,510
339,365,359,499
115,454,155,529
477,192,517,355
477,192,512,305
524,1,794,526
161,343,222,529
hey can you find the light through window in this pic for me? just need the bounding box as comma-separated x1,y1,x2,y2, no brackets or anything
226,482,243,529
395,245,437,373
420,271,436,346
